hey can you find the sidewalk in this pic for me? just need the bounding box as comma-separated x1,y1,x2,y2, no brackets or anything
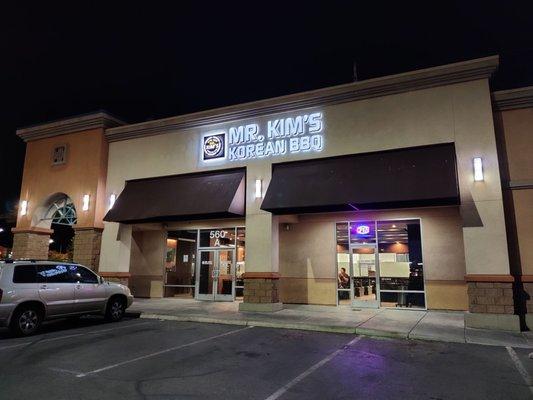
129,298,533,348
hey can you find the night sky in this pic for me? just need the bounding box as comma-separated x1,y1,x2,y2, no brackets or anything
1,1,533,227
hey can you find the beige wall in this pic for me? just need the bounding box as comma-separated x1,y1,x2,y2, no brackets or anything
495,107,533,276
277,207,467,309
100,79,509,292
129,230,166,298
17,128,108,230
279,220,337,305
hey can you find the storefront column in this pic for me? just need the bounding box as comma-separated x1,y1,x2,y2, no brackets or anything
11,227,53,260
453,80,520,331
73,227,103,271
98,223,132,286
239,165,282,312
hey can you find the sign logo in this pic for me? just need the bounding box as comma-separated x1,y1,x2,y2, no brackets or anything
202,133,226,161
356,225,370,235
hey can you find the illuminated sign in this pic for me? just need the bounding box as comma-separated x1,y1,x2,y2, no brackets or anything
355,225,370,235
201,111,324,162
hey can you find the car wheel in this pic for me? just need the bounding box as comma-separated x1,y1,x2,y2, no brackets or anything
10,306,42,336
105,297,125,322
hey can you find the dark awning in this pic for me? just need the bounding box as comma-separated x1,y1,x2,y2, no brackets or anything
104,169,245,224
261,143,459,214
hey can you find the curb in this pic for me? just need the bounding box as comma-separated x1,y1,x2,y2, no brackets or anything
137,312,533,348
139,313,356,334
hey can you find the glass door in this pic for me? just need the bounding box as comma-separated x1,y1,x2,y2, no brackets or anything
197,250,215,300
214,250,234,301
351,245,379,308
196,250,235,301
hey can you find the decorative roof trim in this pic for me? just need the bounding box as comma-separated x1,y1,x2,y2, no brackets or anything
493,86,533,111
106,56,499,142
17,111,126,142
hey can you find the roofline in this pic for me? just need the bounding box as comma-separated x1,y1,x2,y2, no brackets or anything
492,86,533,111
17,111,127,142
106,55,499,143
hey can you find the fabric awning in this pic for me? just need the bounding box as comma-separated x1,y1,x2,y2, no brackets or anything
104,169,245,224
261,143,459,214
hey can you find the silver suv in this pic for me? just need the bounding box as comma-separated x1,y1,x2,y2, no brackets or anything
0,260,134,336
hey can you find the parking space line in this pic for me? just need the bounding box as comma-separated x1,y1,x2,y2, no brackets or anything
40,321,154,343
76,325,254,378
506,346,533,396
0,321,154,351
0,342,33,351
264,336,362,400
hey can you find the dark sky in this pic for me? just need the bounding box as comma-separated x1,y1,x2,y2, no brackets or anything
2,1,533,218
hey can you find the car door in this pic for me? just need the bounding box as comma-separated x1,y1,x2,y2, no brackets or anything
71,265,107,313
36,264,76,316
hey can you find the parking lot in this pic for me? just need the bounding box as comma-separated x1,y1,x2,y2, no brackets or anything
0,317,532,399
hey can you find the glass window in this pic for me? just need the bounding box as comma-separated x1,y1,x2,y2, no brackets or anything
350,221,376,244
13,265,40,283
165,230,197,298
336,223,351,305
199,228,235,248
71,265,99,284
37,264,75,283
377,219,425,308
235,227,245,299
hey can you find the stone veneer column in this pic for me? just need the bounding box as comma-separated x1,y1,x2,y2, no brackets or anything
467,279,515,315
73,227,103,271
11,228,53,260
243,273,280,305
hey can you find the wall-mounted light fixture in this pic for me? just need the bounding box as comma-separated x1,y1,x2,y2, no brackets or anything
20,200,28,216
109,193,116,209
82,194,90,211
0,228,4,233
473,157,484,182
255,179,262,198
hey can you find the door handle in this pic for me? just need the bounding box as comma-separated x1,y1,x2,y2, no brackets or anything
40,284,47,290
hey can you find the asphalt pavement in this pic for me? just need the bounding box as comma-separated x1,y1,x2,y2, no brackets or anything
0,316,532,399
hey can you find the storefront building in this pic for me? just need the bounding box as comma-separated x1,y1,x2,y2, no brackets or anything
12,56,533,331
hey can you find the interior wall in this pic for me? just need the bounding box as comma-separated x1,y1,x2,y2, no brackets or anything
129,230,166,298
278,206,467,309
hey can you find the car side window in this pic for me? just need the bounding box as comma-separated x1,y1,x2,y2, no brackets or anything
13,265,39,283
37,264,75,283
71,265,99,284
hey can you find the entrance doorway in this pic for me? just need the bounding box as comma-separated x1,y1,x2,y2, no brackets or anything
165,227,245,302
196,249,235,301
351,244,378,308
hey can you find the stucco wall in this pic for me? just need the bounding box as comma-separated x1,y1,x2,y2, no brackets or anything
495,107,533,276
17,128,108,230
129,230,166,298
278,207,467,309
100,79,509,290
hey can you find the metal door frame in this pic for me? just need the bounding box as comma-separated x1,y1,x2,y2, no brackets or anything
195,248,236,301
350,243,380,308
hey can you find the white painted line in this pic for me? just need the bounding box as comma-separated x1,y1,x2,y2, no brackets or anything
506,346,533,396
0,321,153,351
76,325,254,378
0,342,33,351
264,336,362,400
49,367,84,376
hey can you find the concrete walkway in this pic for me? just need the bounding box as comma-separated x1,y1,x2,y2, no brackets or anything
129,298,533,348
